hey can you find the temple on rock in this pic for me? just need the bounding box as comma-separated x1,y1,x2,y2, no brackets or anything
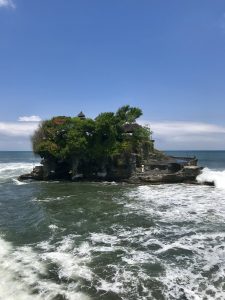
19,105,202,184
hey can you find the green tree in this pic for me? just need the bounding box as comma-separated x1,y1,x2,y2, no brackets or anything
32,105,153,170
115,105,143,124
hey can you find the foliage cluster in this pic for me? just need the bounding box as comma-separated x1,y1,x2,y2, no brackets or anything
32,105,153,163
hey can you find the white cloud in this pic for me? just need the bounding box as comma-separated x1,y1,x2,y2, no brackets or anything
144,121,225,135
0,0,15,8
139,120,225,150
0,121,40,150
0,122,39,137
18,115,42,122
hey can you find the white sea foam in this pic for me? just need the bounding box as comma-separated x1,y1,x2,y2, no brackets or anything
34,195,75,202
197,167,225,189
115,184,225,299
48,224,58,230
12,178,28,185
0,162,37,183
35,231,161,298
90,232,119,245
125,184,225,223
1,158,225,299
41,236,93,282
0,236,91,300
2,179,225,300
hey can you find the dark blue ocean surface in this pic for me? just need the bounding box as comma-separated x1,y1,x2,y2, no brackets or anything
0,151,40,164
166,150,225,170
0,151,225,300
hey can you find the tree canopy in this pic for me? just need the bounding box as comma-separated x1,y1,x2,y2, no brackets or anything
32,105,153,164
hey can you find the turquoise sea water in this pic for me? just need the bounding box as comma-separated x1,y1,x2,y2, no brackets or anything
0,151,225,299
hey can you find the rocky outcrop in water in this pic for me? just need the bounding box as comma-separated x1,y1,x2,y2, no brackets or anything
127,156,202,184
19,155,202,184
18,106,202,184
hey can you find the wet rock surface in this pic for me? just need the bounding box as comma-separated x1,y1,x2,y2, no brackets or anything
18,156,203,184
127,166,202,184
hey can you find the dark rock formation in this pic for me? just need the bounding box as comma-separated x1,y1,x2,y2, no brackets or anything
19,166,44,181
128,166,202,184
18,154,202,184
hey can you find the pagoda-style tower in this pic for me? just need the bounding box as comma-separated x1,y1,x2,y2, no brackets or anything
77,111,86,119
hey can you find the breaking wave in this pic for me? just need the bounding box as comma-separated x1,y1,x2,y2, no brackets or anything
197,167,225,189
0,162,36,183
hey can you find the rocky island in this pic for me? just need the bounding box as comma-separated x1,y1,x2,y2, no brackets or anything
19,105,202,184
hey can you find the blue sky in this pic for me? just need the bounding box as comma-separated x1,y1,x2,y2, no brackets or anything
0,0,225,150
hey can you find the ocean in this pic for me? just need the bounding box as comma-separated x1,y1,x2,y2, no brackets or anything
0,151,225,300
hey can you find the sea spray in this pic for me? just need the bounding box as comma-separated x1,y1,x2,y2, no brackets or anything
197,167,225,189
0,162,35,183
